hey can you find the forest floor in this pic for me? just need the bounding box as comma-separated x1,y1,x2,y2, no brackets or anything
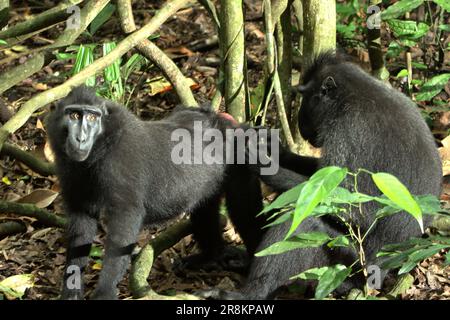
0,0,449,300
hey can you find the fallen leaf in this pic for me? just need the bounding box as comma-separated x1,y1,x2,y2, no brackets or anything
0,274,34,299
16,189,59,208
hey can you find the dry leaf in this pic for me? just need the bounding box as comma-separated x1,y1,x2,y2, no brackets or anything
16,189,59,208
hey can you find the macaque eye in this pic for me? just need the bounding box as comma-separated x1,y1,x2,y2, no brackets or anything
70,112,81,120
86,113,98,122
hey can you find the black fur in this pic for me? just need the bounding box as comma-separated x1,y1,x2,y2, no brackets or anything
46,86,264,300
215,52,443,299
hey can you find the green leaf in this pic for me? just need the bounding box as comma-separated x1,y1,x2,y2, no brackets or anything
375,205,402,219
415,195,442,215
103,42,124,101
55,52,77,60
122,53,148,81
255,232,331,257
314,265,352,299
396,69,409,78
411,62,428,70
433,0,450,12
387,19,429,40
326,187,373,204
263,210,293,228
416,74,450,101
381,0,424,20
259,182,306,216
287,167,347,239
327,235,350,248
372,172,423,232
292,266,329,280
386,41,405,59
73,44,95,86
0,39,7,45
89,3,116,35
398,245,448,274
89,245,103,258
438,24,450,32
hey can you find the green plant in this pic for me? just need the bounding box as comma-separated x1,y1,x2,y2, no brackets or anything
256,166,449,299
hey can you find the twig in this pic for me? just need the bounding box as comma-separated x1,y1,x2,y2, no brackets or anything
0,200,66,228
116,0,198,107
1,142,55,176
0,0,191,150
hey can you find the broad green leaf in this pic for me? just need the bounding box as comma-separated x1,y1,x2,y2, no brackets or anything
416,74,450,101
396,69,409,78
387,19,429,40
326,187,372,204
314,265,352,299
287,167,347,239
438,24,450,32
327,235,350,248
259,182,306,215
411,62,428,70
0,39,7,45
386,41,405,59
381,0,424,20
372,172,423,232
398,244,448,274
255,232,330,257
433,0,450,12
415,195,442,215
291,266,329,280
89,3,116,35
263,210,293,228
375,205,402,219
379,237,431,253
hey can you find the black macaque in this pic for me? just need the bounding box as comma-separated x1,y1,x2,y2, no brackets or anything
202,52,442,299
46,86,264,300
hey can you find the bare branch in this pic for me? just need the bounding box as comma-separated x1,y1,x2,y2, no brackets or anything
116,0,198,107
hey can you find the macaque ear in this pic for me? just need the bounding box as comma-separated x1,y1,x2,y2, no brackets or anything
320,76,337,95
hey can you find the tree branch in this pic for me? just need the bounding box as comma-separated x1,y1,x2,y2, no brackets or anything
1,142,55,176
130,218,193,298
0,54,46,95
0,221,26,238
116,0,198,107
0,200,66,228
0,0,83,40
